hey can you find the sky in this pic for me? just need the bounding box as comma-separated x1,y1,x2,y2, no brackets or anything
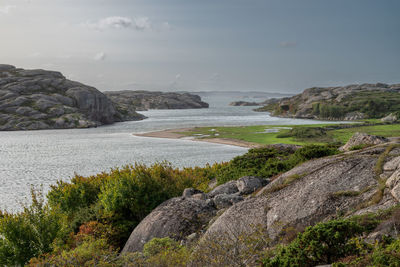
0,0,399,93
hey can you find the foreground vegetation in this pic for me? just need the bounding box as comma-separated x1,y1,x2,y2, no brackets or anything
178,122,400,146
0,142,399,266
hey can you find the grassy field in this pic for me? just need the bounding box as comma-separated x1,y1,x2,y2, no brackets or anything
177,123,400,146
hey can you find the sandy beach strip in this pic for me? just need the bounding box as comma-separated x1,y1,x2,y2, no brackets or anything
134,128,259,148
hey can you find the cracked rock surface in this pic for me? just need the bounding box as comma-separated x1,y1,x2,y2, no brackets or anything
0,64,144,131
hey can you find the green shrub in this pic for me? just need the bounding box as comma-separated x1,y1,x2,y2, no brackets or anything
29,238,123,267
216,145,338,184
263,220,366,267
47,174,107,217
349,144,371,151
46,162,219,249
333,238,400,266
136,237,190,267
215,146,293,184
0,188,61,266
143,237,182,257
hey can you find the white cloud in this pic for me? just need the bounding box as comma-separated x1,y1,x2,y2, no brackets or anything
175,74,181,80
94,52,106,61
161,22,171,31
133,17,151,31
279,41,297,48
86,16,152,31
0,5,16,14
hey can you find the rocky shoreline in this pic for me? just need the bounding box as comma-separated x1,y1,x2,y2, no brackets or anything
0,65,210,131
0,64,145,131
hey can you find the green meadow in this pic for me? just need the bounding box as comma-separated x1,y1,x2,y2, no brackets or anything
177,123,400,146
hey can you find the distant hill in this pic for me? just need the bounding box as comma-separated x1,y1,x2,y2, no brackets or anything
104,90,209,118
192,91,293,107
256,83,400,120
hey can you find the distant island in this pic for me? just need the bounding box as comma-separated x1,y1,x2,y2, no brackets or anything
229,98,281,107
256,83,400,121
0,65,209,131
229,100,260,106
104,90,209,116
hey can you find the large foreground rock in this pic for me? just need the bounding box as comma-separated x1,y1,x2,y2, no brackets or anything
203,143,400,243
122,177,267,253
0,64,144,130
121,197,217,253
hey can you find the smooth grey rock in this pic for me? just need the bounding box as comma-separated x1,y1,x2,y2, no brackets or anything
381,113,398,123
16,106,35,116
48,106,65,117
344,111,365,121
213,194,244,209
386,169,400,189
236,176,266,195
0,64,16,71
182,188,204,198
340,132,389,151
207,180,239,198
366,219,400,243
121,197,216,253
384,156,400,172
192,193,208,201
391,184,400,202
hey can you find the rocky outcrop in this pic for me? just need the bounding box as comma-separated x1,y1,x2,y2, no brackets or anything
339,132,389,151
105,90,209,112
0,64,144,131
385,158,400,202
381,113,398,123
122,177,267,252
121,197,217,253
256,83,400,120
343,111,366,121
123,142,400,253
203,143,400,244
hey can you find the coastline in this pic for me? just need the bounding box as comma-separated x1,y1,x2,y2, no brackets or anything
134,128,259,148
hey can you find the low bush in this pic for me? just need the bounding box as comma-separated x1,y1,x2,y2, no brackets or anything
0,188,61,266
263,220,367,266
216,144,338,184
29,238,123,267
46,162,221,249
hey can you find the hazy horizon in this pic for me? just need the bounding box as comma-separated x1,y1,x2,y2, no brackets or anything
1,0,399,93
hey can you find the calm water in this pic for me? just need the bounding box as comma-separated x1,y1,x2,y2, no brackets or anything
0,98,337,211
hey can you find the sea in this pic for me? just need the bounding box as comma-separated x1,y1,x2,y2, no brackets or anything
0,93,338,211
